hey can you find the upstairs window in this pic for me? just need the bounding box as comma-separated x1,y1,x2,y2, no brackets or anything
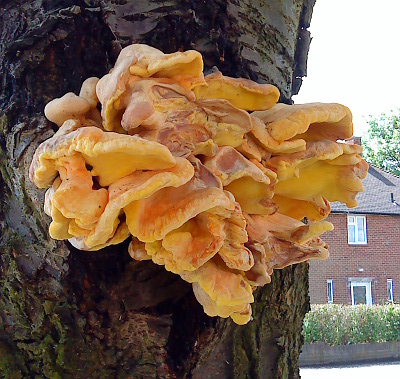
347,215,367,244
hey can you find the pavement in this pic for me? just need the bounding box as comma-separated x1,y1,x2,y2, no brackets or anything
300,360,400,379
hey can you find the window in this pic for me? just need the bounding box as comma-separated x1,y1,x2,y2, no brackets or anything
351,281,372,305
327,280,333,303
387,279,394,304
347,215,367,244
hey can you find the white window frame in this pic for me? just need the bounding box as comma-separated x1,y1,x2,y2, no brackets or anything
327,279,333,304
351,281,372,305
347,215,367,245
387,279,394,304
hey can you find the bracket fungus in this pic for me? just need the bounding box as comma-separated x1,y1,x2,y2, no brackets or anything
30,44,368,325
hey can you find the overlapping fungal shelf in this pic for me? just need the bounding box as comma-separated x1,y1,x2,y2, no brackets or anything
29,44,368,324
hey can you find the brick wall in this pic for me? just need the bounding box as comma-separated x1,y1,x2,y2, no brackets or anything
300,341,400,366
309,213,400,304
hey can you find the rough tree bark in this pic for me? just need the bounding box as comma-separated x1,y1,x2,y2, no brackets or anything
0,1,315,378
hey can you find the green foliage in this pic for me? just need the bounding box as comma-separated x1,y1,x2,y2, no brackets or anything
302,304,400,345
362,110,400,175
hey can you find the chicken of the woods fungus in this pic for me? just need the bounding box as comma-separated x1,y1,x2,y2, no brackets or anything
30,44,368,325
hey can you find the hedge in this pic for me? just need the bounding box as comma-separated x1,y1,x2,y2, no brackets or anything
302,304,400,345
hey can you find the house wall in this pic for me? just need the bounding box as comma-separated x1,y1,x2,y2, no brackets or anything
309,213,400,304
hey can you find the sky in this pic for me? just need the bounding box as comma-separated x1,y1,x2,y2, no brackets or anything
293,0,400,137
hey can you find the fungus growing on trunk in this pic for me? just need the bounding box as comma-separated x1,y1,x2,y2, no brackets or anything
29,44,368,324
193,71,280,111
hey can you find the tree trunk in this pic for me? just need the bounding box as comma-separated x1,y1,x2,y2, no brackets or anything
0,1,315,378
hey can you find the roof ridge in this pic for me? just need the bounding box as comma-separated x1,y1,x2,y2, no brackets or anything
367,166,396,186
367,161,400,180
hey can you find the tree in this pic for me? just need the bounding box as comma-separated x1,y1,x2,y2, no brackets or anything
0,1,315,378
362,110,400,176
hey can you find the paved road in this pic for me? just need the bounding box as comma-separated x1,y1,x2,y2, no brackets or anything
300,361,400,379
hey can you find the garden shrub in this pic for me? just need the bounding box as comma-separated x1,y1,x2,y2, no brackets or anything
302,304,400,345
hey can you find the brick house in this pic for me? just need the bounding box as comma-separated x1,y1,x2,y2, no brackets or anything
308,164,400,305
